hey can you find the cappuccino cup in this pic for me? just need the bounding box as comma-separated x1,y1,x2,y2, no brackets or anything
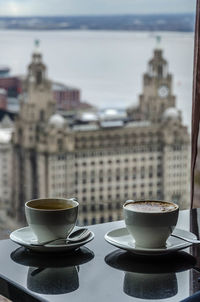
25,197,79,243
123,200,179,248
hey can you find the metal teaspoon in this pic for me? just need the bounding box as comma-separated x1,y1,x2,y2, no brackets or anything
31,228,91,246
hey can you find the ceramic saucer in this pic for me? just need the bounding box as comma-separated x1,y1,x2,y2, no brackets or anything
104,227,196,255
10,227,94,253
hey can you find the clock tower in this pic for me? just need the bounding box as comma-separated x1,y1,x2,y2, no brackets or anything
137,46,176,123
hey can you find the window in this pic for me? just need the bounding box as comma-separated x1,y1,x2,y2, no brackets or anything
91,217,96,224
108,215,113,222
83,218,88,225
116,202,120,209
83,205,87,213
2,2,195,228
100,217,104,223
91,204,96,211
108,203,112,210
99,204,104,211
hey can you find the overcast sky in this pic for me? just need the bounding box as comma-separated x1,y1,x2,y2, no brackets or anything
0,0,196,16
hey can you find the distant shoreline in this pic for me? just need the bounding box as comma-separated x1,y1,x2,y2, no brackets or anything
0,14,195,32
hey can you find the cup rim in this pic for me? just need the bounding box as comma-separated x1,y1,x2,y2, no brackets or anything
123,199,179,214
25,197,79,211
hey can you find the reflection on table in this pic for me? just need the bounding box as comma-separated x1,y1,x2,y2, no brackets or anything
11,246,94,295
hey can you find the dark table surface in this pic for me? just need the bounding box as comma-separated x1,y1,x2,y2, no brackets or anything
0,208,200,302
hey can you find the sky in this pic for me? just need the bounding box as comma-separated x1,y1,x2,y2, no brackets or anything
0,0,196,16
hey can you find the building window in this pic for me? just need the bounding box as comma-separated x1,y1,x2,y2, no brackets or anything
82,205,87,213
91,204,96,211
99,204,104,211
83,218,88,225
108,203,112,210
108,215,113,222
100,217,104,223
91,217,96,224
116,202,120,209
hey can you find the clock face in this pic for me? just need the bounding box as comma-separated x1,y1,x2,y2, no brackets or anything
158,85,169,98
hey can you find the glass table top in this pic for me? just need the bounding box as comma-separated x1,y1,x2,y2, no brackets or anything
0,208,200,302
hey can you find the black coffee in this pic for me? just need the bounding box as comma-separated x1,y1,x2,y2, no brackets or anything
28,200,73,210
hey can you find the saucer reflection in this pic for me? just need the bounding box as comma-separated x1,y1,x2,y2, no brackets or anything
105,249,196,300
11,246,94,295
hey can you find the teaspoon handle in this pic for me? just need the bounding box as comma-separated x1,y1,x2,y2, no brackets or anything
171,234,200,244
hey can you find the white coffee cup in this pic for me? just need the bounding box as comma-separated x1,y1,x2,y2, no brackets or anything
25,197,79,243
123,200,179,248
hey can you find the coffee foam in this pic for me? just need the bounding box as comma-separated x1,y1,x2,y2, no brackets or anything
125,201,177,213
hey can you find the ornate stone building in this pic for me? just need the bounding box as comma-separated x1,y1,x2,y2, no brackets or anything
11,45,190,226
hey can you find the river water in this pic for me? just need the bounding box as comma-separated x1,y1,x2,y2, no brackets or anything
0,30,194,129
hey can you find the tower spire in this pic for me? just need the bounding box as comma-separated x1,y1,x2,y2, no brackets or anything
156,35,162,49
34,39,41,54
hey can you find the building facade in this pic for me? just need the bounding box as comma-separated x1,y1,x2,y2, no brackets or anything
11,46,190,226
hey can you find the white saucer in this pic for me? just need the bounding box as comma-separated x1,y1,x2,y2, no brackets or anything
105,227,196,255
10,227,94,253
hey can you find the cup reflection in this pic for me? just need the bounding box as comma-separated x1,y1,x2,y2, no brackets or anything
11,246,94,295
124,271,177,299
105,249,196,300
27,266,79,294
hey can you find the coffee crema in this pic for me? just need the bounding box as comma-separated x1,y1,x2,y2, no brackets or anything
125,201,177,213
28,201,73,210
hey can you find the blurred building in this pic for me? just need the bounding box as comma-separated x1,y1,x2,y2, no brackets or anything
0,64,92,114
0,89,7,110
11,45,190,225
0,109,15,222
53,82,92,112
0,67,22,113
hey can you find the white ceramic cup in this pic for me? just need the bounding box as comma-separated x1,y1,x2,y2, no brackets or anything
123,200,179,248
25,197,79,243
